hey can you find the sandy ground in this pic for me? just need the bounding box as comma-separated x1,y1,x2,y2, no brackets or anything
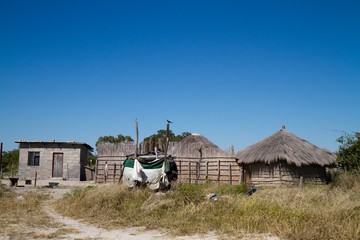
1,179,279,240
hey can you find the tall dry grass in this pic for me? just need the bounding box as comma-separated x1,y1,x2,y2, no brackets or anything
0,182,60,238
55,174,360,240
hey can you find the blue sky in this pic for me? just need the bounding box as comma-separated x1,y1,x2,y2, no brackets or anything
1,0,359,152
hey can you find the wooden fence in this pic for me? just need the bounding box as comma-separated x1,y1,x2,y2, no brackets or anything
95,142,242,184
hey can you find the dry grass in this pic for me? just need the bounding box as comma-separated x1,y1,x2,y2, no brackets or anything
0,182,63,238
55,174,360,240
32,228,80,239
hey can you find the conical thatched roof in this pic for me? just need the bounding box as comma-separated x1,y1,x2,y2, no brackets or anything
236,126,336,167
170,133,229,157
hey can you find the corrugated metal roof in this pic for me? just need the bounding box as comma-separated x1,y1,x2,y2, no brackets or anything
15,140,93,150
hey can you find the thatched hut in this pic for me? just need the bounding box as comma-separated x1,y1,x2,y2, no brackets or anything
168,133,240,184
235,126,336,186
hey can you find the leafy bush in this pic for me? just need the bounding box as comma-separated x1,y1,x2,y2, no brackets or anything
1,149,19,173
336,132,360,172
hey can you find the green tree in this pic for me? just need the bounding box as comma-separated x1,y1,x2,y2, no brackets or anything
143,130,190,143
336,132,360,172
95,134,134,147
87,150,97,167
1,149,19,173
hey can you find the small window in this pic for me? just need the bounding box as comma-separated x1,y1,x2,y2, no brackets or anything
28,152,40,166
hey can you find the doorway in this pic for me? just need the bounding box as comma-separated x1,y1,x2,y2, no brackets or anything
52,153,63,178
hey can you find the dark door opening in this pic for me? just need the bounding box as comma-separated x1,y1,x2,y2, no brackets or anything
52,153,63,178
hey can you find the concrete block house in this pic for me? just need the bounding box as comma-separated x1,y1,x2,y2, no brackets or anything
17,140,93,181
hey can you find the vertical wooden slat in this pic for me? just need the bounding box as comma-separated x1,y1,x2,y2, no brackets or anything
195,162,199,185
205,160,209,183
95,159,99,183
118,163,124,184
217,160,220,184
229,164,232,185
239,164,242,184
188,161,191,184
178,159,181,183
34,172,37,187
135,118,139,157
113,163,116,183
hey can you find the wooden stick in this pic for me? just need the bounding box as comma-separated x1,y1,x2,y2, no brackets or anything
195,147,202,185
188,161,191,184
195,162,199,185
164,123,170,157
299,176,303,190
95,159,99,183
217,160,220,184
34,172,37,187
118,163,124,184
135,118,139,157
113,163,116,183
239,164,242,184
205,160,209,184
229,164,232,185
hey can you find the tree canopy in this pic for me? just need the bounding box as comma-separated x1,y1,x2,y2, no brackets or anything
336,132,360,172
143,130,191,143
95,134,134,147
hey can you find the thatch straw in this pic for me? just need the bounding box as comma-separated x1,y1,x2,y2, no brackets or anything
169,133,230,158
236,127,336,167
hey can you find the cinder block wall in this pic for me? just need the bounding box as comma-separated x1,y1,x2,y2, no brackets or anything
18,143,87,181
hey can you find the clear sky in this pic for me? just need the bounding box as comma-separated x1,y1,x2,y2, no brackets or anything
1,0,359,153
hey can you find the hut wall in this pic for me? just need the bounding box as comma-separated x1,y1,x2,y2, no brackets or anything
248,161,327,186
280,162,326,185
250,162,282,186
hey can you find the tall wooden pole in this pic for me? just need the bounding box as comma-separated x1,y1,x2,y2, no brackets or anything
164,123,169,157
135,118,139,157
0,142,3,179
113,163,116,184
195,147,202,185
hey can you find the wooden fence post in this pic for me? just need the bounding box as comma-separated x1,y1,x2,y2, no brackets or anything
229,164,232,185
217,160,220,184
239,165,242,184
34,172,37,187
95,159,99,183
178,160,181,183
205,160,209,184
188,161,191,184
113,163,116,183
299,176,303,190
118,163,124,184
195,162,199,185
